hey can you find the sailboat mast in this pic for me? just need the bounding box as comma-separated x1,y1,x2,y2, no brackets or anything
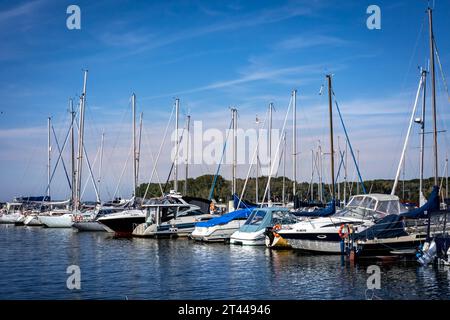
47,116,51,199
75,70,88,211
428,7,439,185
137,112,143,186
184,115,190,195
98,131,105,201
132,93,137,196
70,99,75,209
255,115,259,203
310,149,314,202
292,89,297,197
282,132,286,205
231,108,237,198
327,75,335,201
419,69,427,205
268,103,273,202
174,98,179,192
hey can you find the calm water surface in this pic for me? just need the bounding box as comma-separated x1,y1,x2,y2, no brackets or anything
0,224,449,300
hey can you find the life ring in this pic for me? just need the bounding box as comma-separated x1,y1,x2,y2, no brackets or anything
338,224,349,239
273,224,281,231
209,202,215,213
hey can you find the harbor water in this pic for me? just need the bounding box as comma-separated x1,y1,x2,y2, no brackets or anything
0,224,449,300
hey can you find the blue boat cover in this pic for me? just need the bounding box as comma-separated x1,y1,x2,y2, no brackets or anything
233,194,257,210
292,200,336,217
352,214,408,241
400,186,440,219
195,208,253,227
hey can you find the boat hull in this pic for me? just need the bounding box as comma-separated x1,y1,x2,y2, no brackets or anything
73,221,107,232
98,216,144,235
230,230,266,246
23,215,43,226
0,214,22,224
39,214,73,228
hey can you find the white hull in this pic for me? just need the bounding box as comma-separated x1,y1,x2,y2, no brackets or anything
230,230,266,246
288,239,342,253
0,213,22,224
191,220,244,242
39,214,73,228
23,215,43,226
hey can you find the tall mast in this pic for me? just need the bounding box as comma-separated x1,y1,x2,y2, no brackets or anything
268,103,273,202
132,93,137,196
310,149,314,202
357,150,360,195
282,132,286,205
344,139,348,204
327,74,335,201
255,115,259,203
292,89,297,198
428,7,439,186
337,136,341,202
70,99,75,209
446,155,448,202
174,98,179,192
137,112,143,186
47,116,51,200
419,69,427,205
318,143,323,202
231,108,237,198
98,131,105,201
75,70,88,211
184,115,190,195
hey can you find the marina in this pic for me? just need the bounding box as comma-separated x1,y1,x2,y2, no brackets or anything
1,1,450,302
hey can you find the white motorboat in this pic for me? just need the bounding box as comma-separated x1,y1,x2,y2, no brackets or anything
275,194,408,253
132,194,217,238
0,202,23,224
190,208,252,242
230,207,297,246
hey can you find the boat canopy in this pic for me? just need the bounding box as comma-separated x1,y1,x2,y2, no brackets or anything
400,186,440,219
336,193,408,219
195,208,252,227
292,200,336,217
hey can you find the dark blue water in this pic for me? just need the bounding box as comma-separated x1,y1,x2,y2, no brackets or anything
0,224,449,300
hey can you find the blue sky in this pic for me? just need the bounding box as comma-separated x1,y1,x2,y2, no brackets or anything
0,0,449,201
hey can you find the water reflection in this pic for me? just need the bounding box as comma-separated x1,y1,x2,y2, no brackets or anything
0,225,449,299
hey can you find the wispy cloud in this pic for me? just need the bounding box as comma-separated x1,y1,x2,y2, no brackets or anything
0,0,45,22
277,34,349,50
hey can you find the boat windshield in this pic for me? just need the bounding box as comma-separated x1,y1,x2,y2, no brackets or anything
244,209,267,226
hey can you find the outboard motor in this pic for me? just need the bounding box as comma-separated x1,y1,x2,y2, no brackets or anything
417,241,437,265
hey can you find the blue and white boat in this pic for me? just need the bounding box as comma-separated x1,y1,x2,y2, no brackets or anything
190,208,253,242
230,207,298,246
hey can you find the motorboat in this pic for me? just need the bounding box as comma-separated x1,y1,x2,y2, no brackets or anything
0,202,23,224
275,193,408,253
230,207,298,246
132,194,217,238
72,206,126,232
190,208,252,242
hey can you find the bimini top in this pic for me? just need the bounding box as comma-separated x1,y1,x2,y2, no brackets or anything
195,208,252,228
238,207,293,233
